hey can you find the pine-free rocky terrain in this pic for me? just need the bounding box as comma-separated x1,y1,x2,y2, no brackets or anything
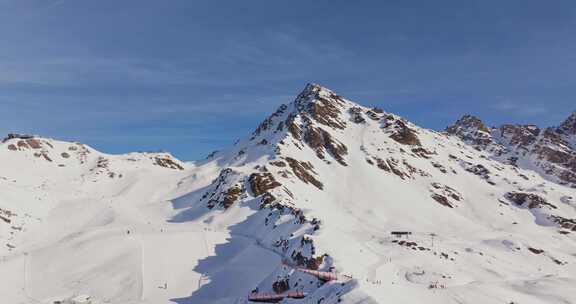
1,84,575,304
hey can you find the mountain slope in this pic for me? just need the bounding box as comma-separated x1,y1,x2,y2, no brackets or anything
1,84,575,304
446,112,576,187
0,135,196,304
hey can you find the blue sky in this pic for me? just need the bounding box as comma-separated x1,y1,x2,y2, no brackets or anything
1,0,575,160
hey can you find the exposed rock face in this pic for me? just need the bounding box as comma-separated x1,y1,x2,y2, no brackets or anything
278,84,350,165
465,164,491,181
8,138,44,150
388,120,421,146
411,147,435,159
431,194,453,208
285,113,301,140
446,115,493,148
249,172,281,197
294,83,347,130
504,192,556,209
430,183,462,208
284,157,323,190
153,156,184,170
446,112,576,187
349,107,366,124
559,111,576,135
549,215,576,231
202,168,245,209
303,125,348,166
528,247,544,254
3,137,66,163
498,124,540,148
253,104,289,138
0,208,15,224
447,115,490,133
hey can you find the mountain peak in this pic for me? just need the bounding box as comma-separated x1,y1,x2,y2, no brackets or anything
249,83,346,136
299,82,336,96
291,83,348,130
294,83,343,108
560,111,576,134
446,114,490,135
445,114,493,148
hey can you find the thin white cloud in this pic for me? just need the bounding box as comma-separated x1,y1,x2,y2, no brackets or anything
0,57,202,86
490,99,548,117
47,0,67,7
218,29,352,66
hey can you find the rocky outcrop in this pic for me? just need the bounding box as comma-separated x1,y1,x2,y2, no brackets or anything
153,156,184,170
549,215,576,231
388,120,421,146
446,112,576,187
252,104,289,138
446,115,493,148
349,107,366,124
279,84,350,165
559,111,576,135
504,192,556,209
0,208,15,224
431,194,454,208
6,138,45,151
465,164,491,182
284,157,323,190
411,147,435,159
498,124,540,148
303,125,348,166
430,183,462,208
447,114,490,134
249,172,281,197
527,247,544,254
285,113,301,140
294,83,347,130
202,168,245,209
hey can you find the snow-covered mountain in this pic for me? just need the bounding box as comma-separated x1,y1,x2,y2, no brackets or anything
446,112,576,187
1,84,575,304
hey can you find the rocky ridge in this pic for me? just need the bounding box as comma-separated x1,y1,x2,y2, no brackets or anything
446,112,576,187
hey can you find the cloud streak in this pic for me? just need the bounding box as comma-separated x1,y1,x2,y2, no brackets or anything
0,57,202,86
218,29,352,66
490,99,548,117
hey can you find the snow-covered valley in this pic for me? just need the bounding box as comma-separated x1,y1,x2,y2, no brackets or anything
1,84,575,304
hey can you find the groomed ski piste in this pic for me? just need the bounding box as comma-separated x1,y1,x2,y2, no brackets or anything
1,84,575,304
